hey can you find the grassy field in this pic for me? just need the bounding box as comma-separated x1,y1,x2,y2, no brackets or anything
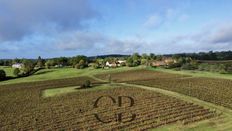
0,66,143,85
1,65,232,85
0,66,15,77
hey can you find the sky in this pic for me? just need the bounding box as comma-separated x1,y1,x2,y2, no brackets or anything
0,0,232,58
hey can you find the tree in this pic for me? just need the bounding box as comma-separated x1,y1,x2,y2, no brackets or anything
22,59,35,75
141,59,148,65
0,69,6,80
45,60,55,69
36,56,44,68
149,53,156,60
131,53,141,66
13,68,20,77
69,55,87,67
54,57,68,66
75,64,81,69
76,59,86,69
142,53,149,59
12,58,20,64
126,57,134,67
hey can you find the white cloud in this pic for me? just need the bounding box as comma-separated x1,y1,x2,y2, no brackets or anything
0,0,98,41
143,14,162,28
143,9,189,29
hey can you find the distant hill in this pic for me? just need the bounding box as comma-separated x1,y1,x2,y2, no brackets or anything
197,60,232,64
88,54,130,60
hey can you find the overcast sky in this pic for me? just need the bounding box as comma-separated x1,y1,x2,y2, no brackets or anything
0,0,232,58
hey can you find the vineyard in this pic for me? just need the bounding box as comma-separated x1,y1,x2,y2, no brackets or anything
95,69,190,82
129,77,232,109
0,76,216,130
96,69,232,109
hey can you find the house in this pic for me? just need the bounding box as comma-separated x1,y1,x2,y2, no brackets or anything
117,60,126,64
12,63,24,69
151,61,166,67
54,64,63,68
151,57,177,67
117,60,126,66
106,61,117,67
164,58,177,65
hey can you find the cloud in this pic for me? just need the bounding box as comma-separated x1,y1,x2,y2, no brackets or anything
2,22,232,58
208,25,232,44
167,24,232,53
143,8,190,29
0,0,98,41
53,31,143,55
0,30,145,58
143,14,162,28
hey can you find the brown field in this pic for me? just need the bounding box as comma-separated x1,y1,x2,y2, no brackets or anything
95,69,190,82
96,69,232,109
0,76,216,130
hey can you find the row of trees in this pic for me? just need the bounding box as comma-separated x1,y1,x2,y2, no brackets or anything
171,51,232,60
165,57,232,74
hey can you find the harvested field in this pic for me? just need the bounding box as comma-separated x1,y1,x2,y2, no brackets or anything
0,80,216,130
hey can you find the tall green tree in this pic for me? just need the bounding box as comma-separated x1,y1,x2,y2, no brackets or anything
22,59,35,75
36,56,44,68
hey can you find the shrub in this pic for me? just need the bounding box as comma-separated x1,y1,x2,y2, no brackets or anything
13,68,20,77
75,60,86,69
75,64,81,69
181,63,196,70
198,63,209,71
0,69,6,80
85,80,91,87
92,63,100,69
80,80,91,88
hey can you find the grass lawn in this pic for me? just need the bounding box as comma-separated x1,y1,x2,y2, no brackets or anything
0,66,143,85
148,67,232,80
0,66,15,77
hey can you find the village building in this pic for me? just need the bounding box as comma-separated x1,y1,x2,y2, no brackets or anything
117,60,126,66
12,63,24,69
151,57,177,67
106,61,117,67
54,64,63,68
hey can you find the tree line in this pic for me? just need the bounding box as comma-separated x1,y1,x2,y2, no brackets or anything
1,50,232,81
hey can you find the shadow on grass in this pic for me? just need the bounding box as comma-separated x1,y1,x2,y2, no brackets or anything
75,84,102,90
